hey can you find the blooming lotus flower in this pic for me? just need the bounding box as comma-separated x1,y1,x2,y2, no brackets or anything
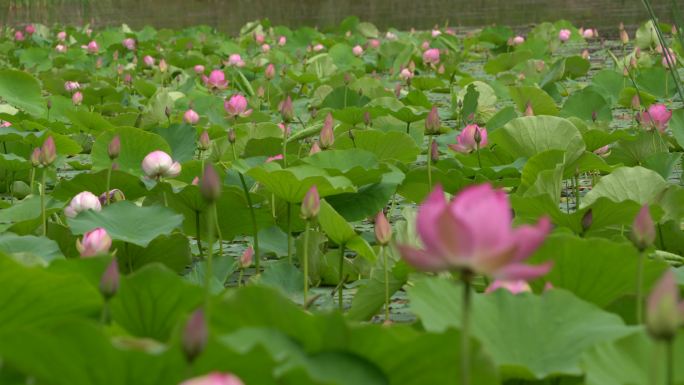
14,31,25,41
142,150,181,179
646,271,684,341
64,191,102,218
639,104,672,133
184,109,200,124
559,29,571,42
254,32,265,44
77,228,112,258
180,372,244,385
224,94,252,118
55,44,67,53
277,36,287,46
261,44,270,53
57,31,67,41
227,53,245,67
203,70,228,90
423,48,440,65
448,124,488,153
64,81,80,92
25,24,35,34
352,45,364,57
122,38,136,50
485,280,532,294
143,55,155,67
194,64,205,74
398,184,552,279
87,41,99,53
266,154,284,163
582,28,595,39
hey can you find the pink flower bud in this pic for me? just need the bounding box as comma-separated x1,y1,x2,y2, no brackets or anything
266,154,284,163
14,31,25,41
300,185,320,220
224,94,252,118
352,45,364,57
227,53,245,67
313,44,325,52
254,32,265,44
64,191,102,218
593,145,610,158
204,69,228,90
184,109,200,125
278,36,287,46
64,81,80,92
199,164,222,202
55,44,67,53
158,59,168,73
182,308,208,363
194,64,205,74
25,24,35,34
524,102,534,116
631,205,655,251
646,271,684,341
448,124,488,154
279,95,294,122
143,55,155,67
320,113,335,149
511,35,525,45
72,91,83,105
422,48,440,65
261,44,270,53
142,150,181,179
431,139,439,163
425,106,440,134
240,246,254,268
179,372,244,385
87,40,99,53
30,147,41,166
57,31,67,41
198,130,211,151
122,38,136,50
374,211,392,245
227,129,236,144
431,29,442,38
40,136,57,166
559,29,571,42
265,63,276,80
98,189,126,206
99,258,120,299
108,135,121,160
77,227,112,258
399,68,414,81
309,141,322,155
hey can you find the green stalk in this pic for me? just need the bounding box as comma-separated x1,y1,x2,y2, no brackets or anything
105,165,112,205
666,339,674,385
40,169,47,236
213,204,223,256
461,272,472,385
573,174,581,210
29,167,35,193
382,245,390,321
338,244,345,311
475,143,482,169
405,121,411,134
636,250,645,323
427,135,433,189
204,203,215,306
287,202,293,264
232,143,260,273
303,220,311,303
195,211,204,259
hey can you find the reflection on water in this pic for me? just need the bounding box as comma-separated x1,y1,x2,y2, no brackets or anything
2,0,674,33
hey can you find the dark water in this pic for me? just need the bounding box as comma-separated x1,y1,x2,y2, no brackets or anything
1,0,678,33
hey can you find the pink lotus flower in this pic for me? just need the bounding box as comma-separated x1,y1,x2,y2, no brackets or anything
25,24,35,34
374,211,392,245
300,185,320,219
39,136,57,166
399,68,414,81
254,32,265,44
57,31,67,41
77,228,112,258
278,36,287,46
593,145,610,157
64,81,80,92
224,94,252,118
423,48,440,65
448,124,488,153
639,104,672,133
352,45,364,57
194,64,205,74
184,109,200,124
261,44,271,53
55,44,67,53
511,35,525,45
87,41,99,53
72,91,83,105
421,41,431,51
661,48,677,69
265,63,276,80
309,141,322,155
203,70,228,90
582,28,596,39
227,53,245,67
431,29,442,38
632,205,655,251
65,191,102,218
369,39,381,49
313,43,325,52
319,113,335,149
240,246,254,268
485,280,532,294
122,38,136,50
158,59,168,73
143,55,155,67
179,372,244,385
559,29,571,42
398,184,552,279
142,150,181,179
266,154,284,163
646,270,684,340
14,31,25,41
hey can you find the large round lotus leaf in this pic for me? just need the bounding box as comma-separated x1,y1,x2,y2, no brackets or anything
0,70,45,116
581,166,668,208
91,126,172,176
508,86,559,116
491,115,585,163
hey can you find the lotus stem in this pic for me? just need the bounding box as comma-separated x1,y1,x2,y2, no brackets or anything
303,220,311,304
338,244,345,311
105,165,112,205
666,339,674,385
461,270,473,385
40,169,46,236
232,142,260,272
287,202,293,264
475,143,482,169
427,135,433,189
382,245,390,321
213,204,223,256
636,250,645,323
195,210,203,259
205,203,215,304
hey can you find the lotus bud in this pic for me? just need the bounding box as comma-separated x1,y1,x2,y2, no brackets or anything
646,271,684,341
581,209,593,233
179,372,245,385
108,135,121,160
279,95,294,122
87,40,99,53
199,164,222,203
431,139,439,163
143,55,155,67
620,29,629,44
352,45,364,57
635,47,641,58
99,258,120,299
198,130,211,151
591,110,598,122
124,73,132,84
159,59,168,73
559,29,571,42
65,191,102,218
55,44,67,53
224,94,253,118
374,211,392,245
593,145,610,157
194,65,205,74
191,176,199,185
524,102,534,116
142,150,181,179
256,86,266,98
278,36,287,46
184,109,200,124
30,147,41,166
227,129,236,144
581,49,590,59
425,106,440,135
300,185,320,220
631,94,641,110
76,227,112,258
72,91,83,105
363,111,372,127
394,83,402,97
40,136,57,166
631,205,655,251
240,246,254,268
320,113,335,149
422,48,440,65
182,308,208,363
57,31,67,41
309,141,322,155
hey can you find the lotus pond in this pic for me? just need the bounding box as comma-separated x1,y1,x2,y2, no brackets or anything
1,16,684,385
